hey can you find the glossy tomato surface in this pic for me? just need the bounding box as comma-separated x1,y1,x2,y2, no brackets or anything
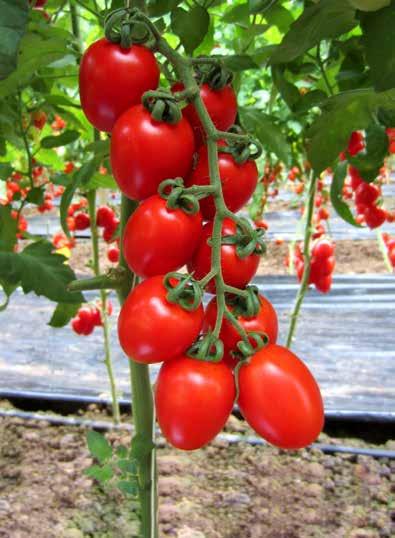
123,195,203,277
238,344,324,449
118,276,203,363
186,145,258,220
79,39,159,132
204,294,278,367
111,105,195,200
173,83,237,145
155,355,235,450
188,218,260,293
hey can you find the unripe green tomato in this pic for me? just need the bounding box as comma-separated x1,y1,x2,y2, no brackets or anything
348,0,390,11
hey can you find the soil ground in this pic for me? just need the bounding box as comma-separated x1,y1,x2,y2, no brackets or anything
0,403,394,538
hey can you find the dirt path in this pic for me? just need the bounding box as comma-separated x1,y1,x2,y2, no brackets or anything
0,408,393,538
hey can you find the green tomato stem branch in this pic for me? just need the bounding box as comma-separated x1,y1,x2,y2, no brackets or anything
87,188,120,424
117,195,158,538
286,171,318,348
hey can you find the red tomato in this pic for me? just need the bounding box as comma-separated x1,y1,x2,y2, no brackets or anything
347,131,364,156
172,82,237,145
203,295,278,368
123,195,203,278
388,246,395,267
32,110,47,130
349,166,363,190
364,206,387,229
354,183,380,206
118,276,204,364
186,144,258,220
74,212,90,230
79,39,160,132
111,105,195,200
188,218,260,293
107,246,120,263
238,344,324,449
96,205,115,228
155,355,235,450
314,274,333,293
312,239,334,260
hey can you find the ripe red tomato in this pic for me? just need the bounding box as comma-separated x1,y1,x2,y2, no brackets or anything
155,355,235,450
74,212,90,231
71,307,95,336
354,183,380,206
123,195,203,278
188,218,260,293
118,276,204,364
349,166,363,190
79,39,160,132
203,295,278,368
32,110,47,130
111,105,195,201
96,205,115,228
107,246,120,263
312,239,335,260
347,131,364,156
314,274,332,293
364,206,386,229
172,82,237,145
238,344,324,449
186,144,258,220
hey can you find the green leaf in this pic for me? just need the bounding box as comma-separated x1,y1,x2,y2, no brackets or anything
85,139,110,158
0,240,84,303
42,94,80,109
171,6,210,54
223,55,259,72
117,480,138,496
307,88,395,173
35,148,64,171
348,0,390,11
0,27,73,98
0,0,29,80
271,66,301,110
330,160,362,227
361,3,395,91
130,434,155,461
41,130,80,149
83,173,117,191
86,431,113,464
348,123,389,182
60,159,98,237
223,4,249,24
148,0,183,17
0,162,13,180
49,302,80,328
271,0,357,64
0,204,17,252
85,464,114,483
118,459,138,474
0,278,17,311
116,445,128,458
26,187,44,205
240,107,291,165
249,0,278,14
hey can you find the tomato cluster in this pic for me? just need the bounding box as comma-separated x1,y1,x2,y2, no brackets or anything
287,239,335,293
71,301,113,336
79,33,324,452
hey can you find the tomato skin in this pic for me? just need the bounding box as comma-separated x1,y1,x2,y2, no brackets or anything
314,274,332,293
312,240,334,260
238,344,324,449
186,145,258,220
173,82,237,146
79,39,160,132
364,206,387,229
188,218,260,293
118,276,204,364
111,105,195,201
354,183,380,206
155,355,235,450
123,195,203,278
203,295,278,368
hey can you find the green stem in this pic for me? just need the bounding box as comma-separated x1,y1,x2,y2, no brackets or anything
67,272,124,292
69,0,82,54
87,189,120,424
117,195,157,538
316,42,334,97
18,92,33,188
376,230,393,273
286,172,318,348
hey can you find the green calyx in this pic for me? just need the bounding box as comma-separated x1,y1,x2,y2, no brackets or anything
219,134,263,165
221,217,266,259
142,90,182,125
158,178,200,215
188,332,224,363
104,8,151,49
164,272,203,312
196,62,233,91
226,285,261,318
236,331,268,358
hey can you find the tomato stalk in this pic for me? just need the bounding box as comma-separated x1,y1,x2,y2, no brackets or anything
86,189,120,424
376,230,393,273
117,195,158,538
286,172,318,347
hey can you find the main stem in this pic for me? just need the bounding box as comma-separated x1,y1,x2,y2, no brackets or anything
87,189,120,424
117,196,157,538
286,172,318,347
